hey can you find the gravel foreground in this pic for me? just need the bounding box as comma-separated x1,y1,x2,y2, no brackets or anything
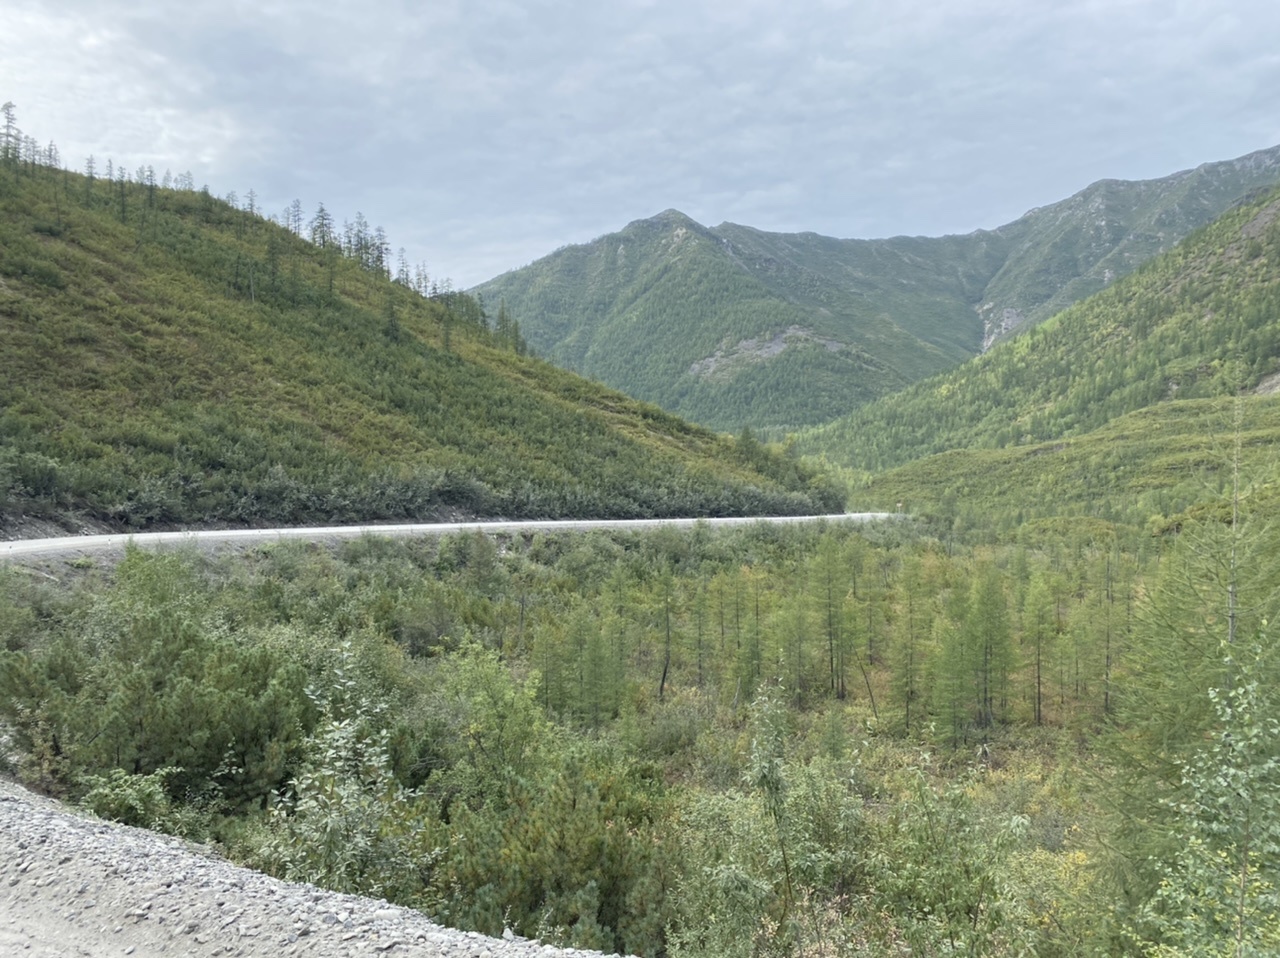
0,778,622,958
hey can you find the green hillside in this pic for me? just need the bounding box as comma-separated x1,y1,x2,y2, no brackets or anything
798,184,1280,474
474,146,1280,432
846,397,1280,537
0,146,841,532
476,210,960,432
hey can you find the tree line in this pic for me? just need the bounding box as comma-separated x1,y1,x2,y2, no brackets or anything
1,100,528,354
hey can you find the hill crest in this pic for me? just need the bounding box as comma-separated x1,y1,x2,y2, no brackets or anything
0,149,842,531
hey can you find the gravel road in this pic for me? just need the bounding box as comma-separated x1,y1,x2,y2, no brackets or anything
0,514,895,561
0,778,623,958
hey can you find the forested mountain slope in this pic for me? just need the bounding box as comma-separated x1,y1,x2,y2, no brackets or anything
850,396,1280,536
0,156,840,533
473,145,1280,432
797,183,1280,474
979,143,1280,334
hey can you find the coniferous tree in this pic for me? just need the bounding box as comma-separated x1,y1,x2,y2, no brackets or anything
1022,569,1058,726
891,554,932,734
1,101,19,166
967,563,1013,728
811,539,846,699
287,198,303,235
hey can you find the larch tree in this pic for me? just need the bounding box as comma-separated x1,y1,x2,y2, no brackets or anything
966,563,1014,729
891,554,932,735
1021,568,1059,726
1,101,19,166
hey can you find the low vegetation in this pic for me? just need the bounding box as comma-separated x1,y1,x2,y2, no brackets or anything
5,505,1278,954
837,394,1280,539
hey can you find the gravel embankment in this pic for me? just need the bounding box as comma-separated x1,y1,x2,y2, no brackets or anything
1,778,619,958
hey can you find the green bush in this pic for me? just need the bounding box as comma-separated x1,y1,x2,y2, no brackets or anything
80,766,185,831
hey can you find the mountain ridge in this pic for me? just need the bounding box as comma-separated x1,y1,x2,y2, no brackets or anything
473,143,1280,432
794,184,1280,482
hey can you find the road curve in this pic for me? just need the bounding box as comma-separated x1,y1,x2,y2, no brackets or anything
1,513,897,561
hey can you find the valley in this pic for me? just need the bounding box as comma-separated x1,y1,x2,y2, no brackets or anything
4,102,1280,957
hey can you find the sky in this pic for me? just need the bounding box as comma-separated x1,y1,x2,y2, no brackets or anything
4,0,1280,288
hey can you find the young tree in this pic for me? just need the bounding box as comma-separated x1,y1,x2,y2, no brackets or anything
1022,568,1058,726
931,605,969,746
286,198,303,235
371,225,391,276
0,101,19,166
1139,646,1280,955
891,554,932,734
811,538,847,699
412,262,431,297
383,289,403,343
309,202,335,248
966,563,1014,728
116,165,128,223
657,571,678,702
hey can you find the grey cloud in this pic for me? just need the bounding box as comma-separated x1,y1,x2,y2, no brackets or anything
3,0,1280,285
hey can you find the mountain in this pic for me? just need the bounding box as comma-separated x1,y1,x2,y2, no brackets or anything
0,157,842,533
977,145,1280,342
789,182,1280,536
472,145,1280,433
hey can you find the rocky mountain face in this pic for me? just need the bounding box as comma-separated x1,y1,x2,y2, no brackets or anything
472,145,1280,433
975,144,1280,345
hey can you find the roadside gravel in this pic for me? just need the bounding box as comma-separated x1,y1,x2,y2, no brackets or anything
0,778,619,958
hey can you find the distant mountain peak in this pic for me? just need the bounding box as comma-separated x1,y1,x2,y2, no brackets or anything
473,143,1280,433
628,208,702,229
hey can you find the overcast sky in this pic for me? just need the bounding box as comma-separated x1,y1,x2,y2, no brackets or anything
5,0,1279,287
